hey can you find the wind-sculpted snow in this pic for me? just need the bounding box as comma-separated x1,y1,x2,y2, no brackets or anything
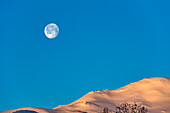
1,77,170,113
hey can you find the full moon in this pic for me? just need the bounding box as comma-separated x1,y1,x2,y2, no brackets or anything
44,23,59,39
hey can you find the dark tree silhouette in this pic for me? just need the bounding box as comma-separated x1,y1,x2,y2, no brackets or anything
115,101,147,113
102,107,109,113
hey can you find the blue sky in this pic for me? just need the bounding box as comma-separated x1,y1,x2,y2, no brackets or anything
1,0,170,111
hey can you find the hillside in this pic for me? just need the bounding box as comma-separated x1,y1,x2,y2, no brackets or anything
1,77,170,113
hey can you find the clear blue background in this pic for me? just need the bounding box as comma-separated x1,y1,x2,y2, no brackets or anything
1,0,170,111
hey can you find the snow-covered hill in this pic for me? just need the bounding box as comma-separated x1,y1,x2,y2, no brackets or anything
1,77,170,113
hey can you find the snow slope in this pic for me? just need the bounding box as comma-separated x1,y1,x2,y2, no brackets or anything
0,107,55,113
1,77,170,113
